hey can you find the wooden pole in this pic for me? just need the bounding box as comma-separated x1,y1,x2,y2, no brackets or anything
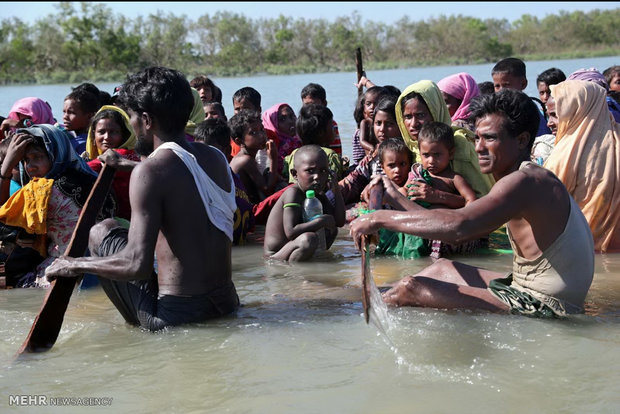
17,164,116,356
355,47,364,98
361,183,383,324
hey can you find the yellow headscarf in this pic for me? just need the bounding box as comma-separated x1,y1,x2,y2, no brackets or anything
185,88,206,137
85,105,136,159
395,80,494,197
544,80,620,252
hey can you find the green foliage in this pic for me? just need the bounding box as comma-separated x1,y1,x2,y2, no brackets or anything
0,3,618,84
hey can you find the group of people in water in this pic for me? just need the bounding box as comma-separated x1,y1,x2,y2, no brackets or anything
0,58,618,331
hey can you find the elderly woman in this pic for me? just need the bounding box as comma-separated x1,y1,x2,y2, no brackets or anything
544,80,620,252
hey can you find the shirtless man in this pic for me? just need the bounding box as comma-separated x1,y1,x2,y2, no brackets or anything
350,89,594,317
45,67,240,331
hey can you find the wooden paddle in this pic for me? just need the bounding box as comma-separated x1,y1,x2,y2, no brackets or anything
17,164,116,355
355,47,364,98
361,183,383,324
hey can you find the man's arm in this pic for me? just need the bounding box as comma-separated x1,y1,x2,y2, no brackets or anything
45,160,163,280
351,172,530,249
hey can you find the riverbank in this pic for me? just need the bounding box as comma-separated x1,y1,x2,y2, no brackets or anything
3,48,618,86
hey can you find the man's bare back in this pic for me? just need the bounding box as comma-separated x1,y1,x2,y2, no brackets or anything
144,142,232,296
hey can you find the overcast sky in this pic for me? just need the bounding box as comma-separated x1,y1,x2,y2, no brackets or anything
3,2,619,24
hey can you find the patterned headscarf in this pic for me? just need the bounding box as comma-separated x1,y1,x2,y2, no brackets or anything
17,124,97,179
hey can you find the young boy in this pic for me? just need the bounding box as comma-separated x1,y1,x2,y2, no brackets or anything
536,67,566,114
491,57,551,137
300,83,342,157
194,118,255,245
62,88,100,155
230,87,266,157
229,110,279,205
407,122,477,208
264,145,345,262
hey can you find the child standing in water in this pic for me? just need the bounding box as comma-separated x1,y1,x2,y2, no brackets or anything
264,145,345,262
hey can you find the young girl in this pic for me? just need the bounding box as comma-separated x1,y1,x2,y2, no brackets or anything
0,125,116,287
339,96,401,205
85,106,140,221
261,103,302,174
351,86,386,165
0,97,56,140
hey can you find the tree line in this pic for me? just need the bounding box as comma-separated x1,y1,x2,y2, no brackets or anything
0,2,618,85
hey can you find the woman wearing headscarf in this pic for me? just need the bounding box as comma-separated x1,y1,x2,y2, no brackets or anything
567,68,620,122
261,103,302,174
395,80,494,198
85,105,140,220
437,72,481,132
0,97,56,140
544,80,620,252
0,124,116,286
184,88,208,140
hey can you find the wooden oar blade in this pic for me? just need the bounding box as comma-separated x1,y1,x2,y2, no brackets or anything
17,164,116,356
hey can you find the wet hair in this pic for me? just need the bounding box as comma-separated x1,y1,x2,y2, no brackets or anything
468,88,539,153
296,103,333,146
353,86,387,126
232,87,261,109
228,109,261,141
378,137,412,166
301,83,326,102
492,57,526,78
190,75,222,103
117,66,194,136
417,121,455,151
603,65,620,86
64,88,101,114
293,144,327,170
478,81,495,95
536,68,566,86
194,118,231,149
89,109,131,144
204,102,227,119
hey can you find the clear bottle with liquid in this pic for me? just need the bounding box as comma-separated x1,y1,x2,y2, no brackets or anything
303,190,327,252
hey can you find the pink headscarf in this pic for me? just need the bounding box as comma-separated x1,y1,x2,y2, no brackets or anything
261,103,301,170
8,97,56,124
437,72,480,122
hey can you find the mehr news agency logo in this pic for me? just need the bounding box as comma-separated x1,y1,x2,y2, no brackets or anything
9,395,113,406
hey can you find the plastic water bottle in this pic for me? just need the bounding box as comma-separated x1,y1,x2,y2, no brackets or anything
303,190,327,252
255,148,270,174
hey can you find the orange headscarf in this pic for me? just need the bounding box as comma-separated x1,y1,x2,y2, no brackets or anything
544,80,620,252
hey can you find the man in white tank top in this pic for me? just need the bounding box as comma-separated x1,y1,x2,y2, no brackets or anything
350,89,594,317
